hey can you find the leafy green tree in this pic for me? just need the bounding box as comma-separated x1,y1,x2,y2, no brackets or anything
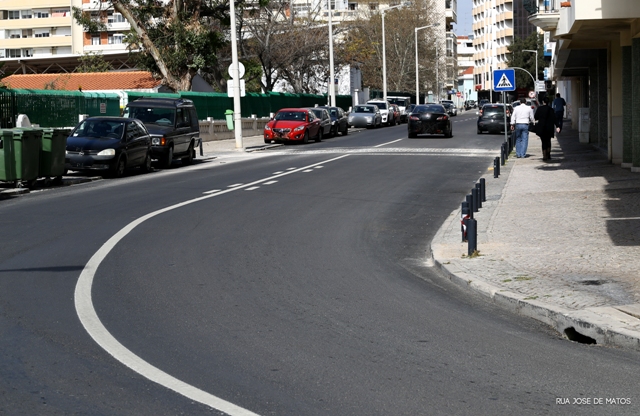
73,0,264,92
507,32,544,91
76,52,113,73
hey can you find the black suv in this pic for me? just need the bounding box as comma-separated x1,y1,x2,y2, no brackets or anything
123,98,201,168
477,103,513,135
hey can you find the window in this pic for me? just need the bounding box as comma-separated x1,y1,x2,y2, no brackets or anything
34,11,49,18
35,32,50,38
8,11,20,19
348,3,357,10
21,10,32,19
108,34,124,44
22,49,32,57
107,12,125,24
7,49,21,58
92,36,101,45
369,3,378,10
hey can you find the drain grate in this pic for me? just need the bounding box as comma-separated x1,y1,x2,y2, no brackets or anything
580,280,604,286
564,327,597,345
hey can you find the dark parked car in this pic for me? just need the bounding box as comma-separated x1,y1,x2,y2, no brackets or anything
441,102,458,117
307,107,333,138
389,104,401,125
263,108,322,144
407,104,453,138
65,117,152,177
123,98,201,168
347,104,382,129
477,103,512,134
317,106,349,136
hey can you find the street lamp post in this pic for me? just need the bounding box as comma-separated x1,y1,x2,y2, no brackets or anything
415,23,439,105
523,49,539,95
328,0,336,107
230,0,243,149
382,3,408,101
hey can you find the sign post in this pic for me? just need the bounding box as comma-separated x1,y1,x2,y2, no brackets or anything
493,69,516,146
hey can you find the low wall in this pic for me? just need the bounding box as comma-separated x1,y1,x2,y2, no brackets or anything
199,118,270,142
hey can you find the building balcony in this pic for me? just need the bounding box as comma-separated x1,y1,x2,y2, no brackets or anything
525,0,561,32
0,16,71,30
0,35,72,49
83,43,129,53
1,0,69,7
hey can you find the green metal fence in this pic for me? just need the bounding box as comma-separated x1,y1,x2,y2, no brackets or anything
126,91,353,120
0,89,16,128
8,89,120,127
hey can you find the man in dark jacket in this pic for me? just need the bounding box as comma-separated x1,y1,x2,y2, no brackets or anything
535,96,560,161
552,93,566,132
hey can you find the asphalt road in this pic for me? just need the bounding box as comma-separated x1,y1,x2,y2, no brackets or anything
1,112,639,415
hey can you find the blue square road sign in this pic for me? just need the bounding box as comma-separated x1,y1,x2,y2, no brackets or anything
493,69,516,92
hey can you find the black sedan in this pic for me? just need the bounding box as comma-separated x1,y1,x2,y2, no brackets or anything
65,117,153,177
407,104,453,138
317,105,349,136
306,107,333,139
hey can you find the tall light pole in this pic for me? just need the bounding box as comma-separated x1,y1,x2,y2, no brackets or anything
230,0,243,149
523,49,539,97
415,23,439,105
328,0,336,107
382,2,408,101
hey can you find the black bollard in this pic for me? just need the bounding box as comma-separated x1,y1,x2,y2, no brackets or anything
503,142,509,161
467,218,477,256
494,157,500,178
480,178,486,202
501,145,505,165
472,187,479,212
475,183,482,208
466,194,474,219
461,202,469,242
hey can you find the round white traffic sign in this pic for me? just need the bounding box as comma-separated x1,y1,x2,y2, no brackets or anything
228,62,245,79
528,90,536,98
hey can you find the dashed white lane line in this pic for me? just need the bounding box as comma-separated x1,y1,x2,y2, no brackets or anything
228,183,244,188
203,189,221,195
263,181,278,185
74,154,350,416
374,138,403,147
245,186,260,191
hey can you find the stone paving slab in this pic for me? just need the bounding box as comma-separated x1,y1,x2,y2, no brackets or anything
431,127,640,350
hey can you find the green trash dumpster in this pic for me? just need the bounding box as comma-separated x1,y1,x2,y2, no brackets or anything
0,128,41,188
40,128,69,184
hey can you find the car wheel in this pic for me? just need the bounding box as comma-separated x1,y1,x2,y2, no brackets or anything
141,151,153,172
161,146,173,168
112,155,126,178
316,129,323,142
445,126,453,138
408,131,417,138
302,131,309,144
182,143,194,165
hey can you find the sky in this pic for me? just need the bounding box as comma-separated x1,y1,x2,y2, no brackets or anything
454,0,473,36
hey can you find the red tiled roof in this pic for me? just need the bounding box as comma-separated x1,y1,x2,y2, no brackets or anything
1,71,162,91
461,67,474,75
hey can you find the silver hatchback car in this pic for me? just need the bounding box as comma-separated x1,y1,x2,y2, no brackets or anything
348,105,382,129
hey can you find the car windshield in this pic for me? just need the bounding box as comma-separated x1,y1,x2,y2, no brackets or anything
73,119,125,139
483,106,505,116
370,102,387,110
388,98,409,106
354,106,376,113
414,105,445,113
309,109,324,118
123,106,175,126
275,111,307,121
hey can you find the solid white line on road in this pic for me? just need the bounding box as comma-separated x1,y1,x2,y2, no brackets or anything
74,154,351,416
374,138,403,147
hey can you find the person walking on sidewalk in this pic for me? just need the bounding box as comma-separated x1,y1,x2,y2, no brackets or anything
510,98,535,158
534,96,560,161
552,93,566,132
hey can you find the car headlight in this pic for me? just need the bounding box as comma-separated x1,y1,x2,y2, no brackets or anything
293,125,305,132
365,116,372,121
265,125,271,131
97,148,116,156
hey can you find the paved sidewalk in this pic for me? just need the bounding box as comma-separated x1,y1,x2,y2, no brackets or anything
431,126,640,350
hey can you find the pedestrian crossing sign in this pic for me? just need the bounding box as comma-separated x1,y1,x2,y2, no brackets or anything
493,69,516,92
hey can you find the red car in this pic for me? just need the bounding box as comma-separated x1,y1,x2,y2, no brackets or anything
264,108,322,144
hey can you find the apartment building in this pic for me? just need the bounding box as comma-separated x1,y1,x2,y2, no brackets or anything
527,0,640,169
472,0,536,98
0,0,131,75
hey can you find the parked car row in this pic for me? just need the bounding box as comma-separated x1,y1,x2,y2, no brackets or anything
65,98,202,178
264,106,351,144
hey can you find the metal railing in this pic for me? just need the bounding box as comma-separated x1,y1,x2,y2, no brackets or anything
523,0,560,16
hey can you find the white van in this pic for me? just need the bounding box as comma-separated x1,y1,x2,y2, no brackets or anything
387,96,412,123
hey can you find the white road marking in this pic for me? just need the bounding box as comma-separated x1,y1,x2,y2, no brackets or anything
228,183,244,188
374,138,403,147
74,154,350,416
272,171,284,174
245,186,260,191
203,189,221,194
303,169,313,172
263,181,278,185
